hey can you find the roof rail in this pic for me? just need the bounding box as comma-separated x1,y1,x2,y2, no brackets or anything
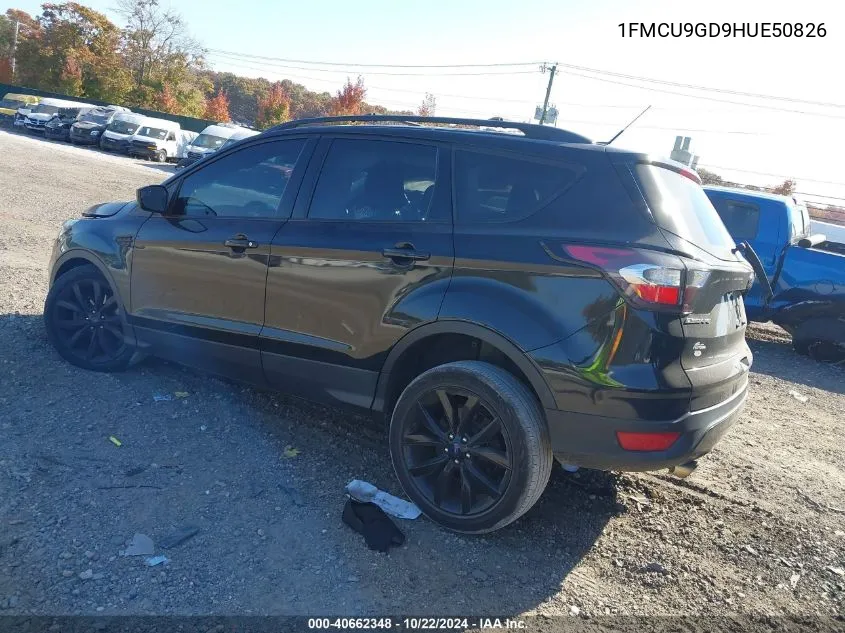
272,115,592,143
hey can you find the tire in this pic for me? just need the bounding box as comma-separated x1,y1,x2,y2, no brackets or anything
792,317,845,363
44,265,136,372
389,360,552,534
155,149,167,163
99,137,108,151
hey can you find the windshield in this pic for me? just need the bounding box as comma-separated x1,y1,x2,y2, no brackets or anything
80,111,111,125
635,164,737,258
192,133,227,149
32,104,60,115
137,126,168,140
107,119,139,135
0,98,26,109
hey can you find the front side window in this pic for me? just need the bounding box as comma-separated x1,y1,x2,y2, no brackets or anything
308,139,438,222
174,139,306,218
711,199,761,241
454,149,579,224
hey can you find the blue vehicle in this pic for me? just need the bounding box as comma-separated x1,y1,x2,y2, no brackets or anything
705,186,845,361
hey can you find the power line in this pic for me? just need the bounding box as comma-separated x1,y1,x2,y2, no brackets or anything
699,164,845,187
209,58,794,136
561,69,845,120
558,62,845,110
207,48,542,69
207,51,539,77
796,192,845,203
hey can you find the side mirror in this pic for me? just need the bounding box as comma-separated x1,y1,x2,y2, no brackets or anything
798,233,827,249
137,185,169,214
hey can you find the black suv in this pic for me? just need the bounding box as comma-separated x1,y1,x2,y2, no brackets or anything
45,115,757,533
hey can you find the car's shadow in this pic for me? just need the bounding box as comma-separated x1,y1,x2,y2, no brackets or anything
1,313,616,616
747,335,844,395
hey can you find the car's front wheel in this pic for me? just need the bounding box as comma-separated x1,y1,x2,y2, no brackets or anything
44,265,136,372
389,361,552,533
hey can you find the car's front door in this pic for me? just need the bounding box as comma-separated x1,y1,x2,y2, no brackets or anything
130,137,313,383
261,136,454,409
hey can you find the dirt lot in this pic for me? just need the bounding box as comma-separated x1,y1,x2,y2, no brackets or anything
0,129,843,620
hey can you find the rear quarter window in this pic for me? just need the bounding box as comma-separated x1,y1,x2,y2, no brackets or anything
454,149,581,224
635,164,737,258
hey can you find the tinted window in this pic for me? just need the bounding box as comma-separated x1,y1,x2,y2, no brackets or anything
710,198,760,241
455,150,579,224
175,139,305,218
308,139,438,222
636,165,737,257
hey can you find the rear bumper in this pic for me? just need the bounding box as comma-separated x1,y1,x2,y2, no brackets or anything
546,379,747,471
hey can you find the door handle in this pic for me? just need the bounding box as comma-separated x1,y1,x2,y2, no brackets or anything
224,236,258,250
382,245,430,262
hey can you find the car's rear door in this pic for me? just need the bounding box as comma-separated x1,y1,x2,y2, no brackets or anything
261,135,454,409
130,136,314,383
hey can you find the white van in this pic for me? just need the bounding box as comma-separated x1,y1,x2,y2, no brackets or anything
176,124,259,169
185,123,258,161
219,128,261,150
127,117,186,162
99,112,147,153
24,98,92,132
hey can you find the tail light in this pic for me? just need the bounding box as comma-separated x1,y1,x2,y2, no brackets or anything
564,245,710,313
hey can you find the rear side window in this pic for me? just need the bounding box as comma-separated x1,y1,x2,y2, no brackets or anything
635,165,737,257
454,150,580,224
308,139,438,222
710,198,760,241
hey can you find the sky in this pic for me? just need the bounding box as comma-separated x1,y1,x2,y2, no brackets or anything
10,0,845,203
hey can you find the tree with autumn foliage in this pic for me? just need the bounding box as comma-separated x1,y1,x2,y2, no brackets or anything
418,93,436,117
156,83,178,114
255,82,291,129
204,89,230,122
329,76,366,116
771,178,797,196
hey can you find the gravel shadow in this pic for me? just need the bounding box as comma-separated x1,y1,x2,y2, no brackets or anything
0,313,614,616
748,338,844,395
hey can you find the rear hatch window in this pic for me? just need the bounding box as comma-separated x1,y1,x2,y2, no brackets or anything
635,164,738,260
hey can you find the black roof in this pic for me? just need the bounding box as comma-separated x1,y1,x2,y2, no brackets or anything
269,115,593,145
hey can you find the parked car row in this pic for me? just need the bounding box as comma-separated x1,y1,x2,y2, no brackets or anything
2,91,258,164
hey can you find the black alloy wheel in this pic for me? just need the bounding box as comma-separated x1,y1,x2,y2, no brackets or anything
390,361,552,533
44,265,135,372
403,386,513,517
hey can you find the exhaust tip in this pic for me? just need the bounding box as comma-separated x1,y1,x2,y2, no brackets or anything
668,460,698,479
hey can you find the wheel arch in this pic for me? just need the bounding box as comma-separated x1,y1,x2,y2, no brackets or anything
373,320,557,418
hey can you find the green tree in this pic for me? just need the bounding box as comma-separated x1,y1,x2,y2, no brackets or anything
12,3,130,102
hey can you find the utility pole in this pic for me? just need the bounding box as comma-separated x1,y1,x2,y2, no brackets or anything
538,62,557,125
11,20,20,77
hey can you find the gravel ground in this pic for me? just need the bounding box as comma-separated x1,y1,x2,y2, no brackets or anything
1,129,843,619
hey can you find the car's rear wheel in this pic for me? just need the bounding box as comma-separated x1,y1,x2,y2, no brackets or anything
389,361,552,534
44,265,136,372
